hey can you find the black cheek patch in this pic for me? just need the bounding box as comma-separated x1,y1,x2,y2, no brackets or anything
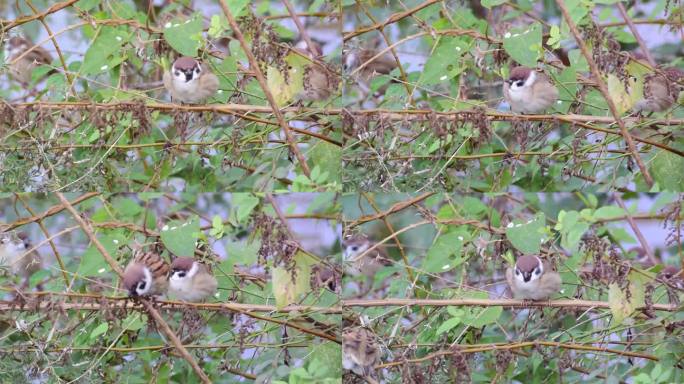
516,81,524,87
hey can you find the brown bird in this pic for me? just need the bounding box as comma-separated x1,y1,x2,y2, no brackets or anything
506,254,562,300
168,257,218,301
342,234,392,295
5,36,53,84
503,66,559,114
122,251,170,297
343,327,382,382
163,56,219,103
343,47,397,99
0,231,42,279
292,40,340,102
634,67,684,113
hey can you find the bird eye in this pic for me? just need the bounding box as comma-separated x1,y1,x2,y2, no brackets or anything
195,67,200,74
516,81,524,87
174,71,180,76
351,246,358,252
515,269,520,276
534,268,540,275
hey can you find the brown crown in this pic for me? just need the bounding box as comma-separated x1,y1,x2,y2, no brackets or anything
508,66,532,82
174,56,199,70
170,257,195,271
516,255,541,272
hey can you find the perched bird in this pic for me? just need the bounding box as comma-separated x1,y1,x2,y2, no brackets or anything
659,265,684,290
342,234,392,294
506,254,561,300
503,66,559,114
634,67,684,113
163,56,219,103
343,47,397,100
5,35,53,84
168,257,218,301
0,231,42,278
122,251,170,297
293,40,339,102
342,327,382,381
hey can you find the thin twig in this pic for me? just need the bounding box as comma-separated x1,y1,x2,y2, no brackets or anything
613,194,656,265
0,0,78,32
343,0,443,40
376,340,659,368
556,0,653,187
218,0,311,178
342,298,677,311
616,3,656,67
1,192,99,232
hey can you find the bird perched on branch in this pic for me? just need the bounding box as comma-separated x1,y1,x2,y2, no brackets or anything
5,35,54,84
163,56,219,103
123,251,170,297
168,257,218,301
343,233,392,295
0,231,42,279
343,47,397,101
503,66,559,114
343,327,382,383
506,254,561,300
293,40,340,103
633,67,684,113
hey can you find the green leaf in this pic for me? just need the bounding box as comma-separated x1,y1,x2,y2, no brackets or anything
481,0,506,8
272,251,312,309
82,27,129,75
461,291,502,327
90,323,108,340
436,316,462,335
160,217,200,257
593,206,624,221
505,212,546,254
502,23,542,67
420,37,468,85
308,142,341,185
422,229,468,273
163,15,203,56
231,193,259,224
650,150,684,191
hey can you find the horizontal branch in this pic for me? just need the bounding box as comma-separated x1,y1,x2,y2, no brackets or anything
342,298,678,312
0,298,341,314
1,192,99,232
377,340,658,369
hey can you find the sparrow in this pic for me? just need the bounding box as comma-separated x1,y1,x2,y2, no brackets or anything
5,35,54,84
503,66,559,114
659,265,684,290
506,254,561,300
343,47,397,99
0,231,42,278
168,257,218,301
293,40,339,102
122,251,170,297
342,327,381,381
342,234,392,294
162,56,219,103
633,67,684,113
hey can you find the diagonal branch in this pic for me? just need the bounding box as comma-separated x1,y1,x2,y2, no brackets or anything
218,0,311,178
55,193,212,384
555,0,654,187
